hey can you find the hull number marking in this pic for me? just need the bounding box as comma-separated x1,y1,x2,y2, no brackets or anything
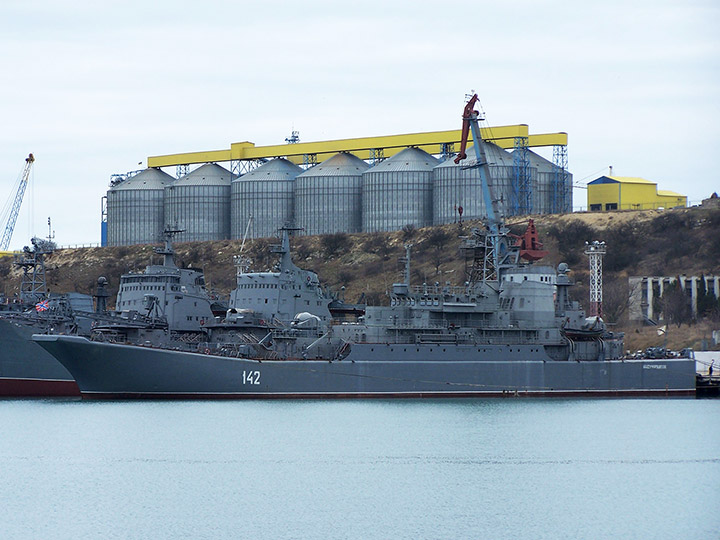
242,370,261,385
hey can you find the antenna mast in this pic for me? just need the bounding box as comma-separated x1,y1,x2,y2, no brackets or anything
584,240,606,317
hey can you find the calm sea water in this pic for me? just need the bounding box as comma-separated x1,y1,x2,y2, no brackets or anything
0,398,718,540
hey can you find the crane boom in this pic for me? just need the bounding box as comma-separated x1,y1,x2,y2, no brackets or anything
454,95,499,229
1,153,35,250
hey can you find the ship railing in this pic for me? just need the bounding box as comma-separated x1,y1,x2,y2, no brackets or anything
405,284,474,296
416,333,459,344
384,322,449,331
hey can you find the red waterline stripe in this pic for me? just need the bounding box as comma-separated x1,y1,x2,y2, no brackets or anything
0,378,80,397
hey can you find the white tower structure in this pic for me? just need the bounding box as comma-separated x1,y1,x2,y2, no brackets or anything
584,240,606,317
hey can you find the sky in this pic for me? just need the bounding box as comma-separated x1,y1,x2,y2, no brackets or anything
0,0,718,250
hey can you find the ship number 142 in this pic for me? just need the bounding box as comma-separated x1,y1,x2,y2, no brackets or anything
242,370,261,385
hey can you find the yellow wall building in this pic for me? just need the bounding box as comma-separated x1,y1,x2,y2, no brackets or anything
587,176,687,211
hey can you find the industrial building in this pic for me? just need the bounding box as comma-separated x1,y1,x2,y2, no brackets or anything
587,175,687,212
103,126,572,245
629,275,720,322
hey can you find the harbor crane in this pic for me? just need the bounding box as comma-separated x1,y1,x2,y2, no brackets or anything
1,153,35,250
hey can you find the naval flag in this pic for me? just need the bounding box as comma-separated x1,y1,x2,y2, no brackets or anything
35,299,49,312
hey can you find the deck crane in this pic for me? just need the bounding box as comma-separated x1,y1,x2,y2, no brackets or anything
1,153,35,250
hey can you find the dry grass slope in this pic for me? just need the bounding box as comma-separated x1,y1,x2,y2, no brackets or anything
1,204,718,351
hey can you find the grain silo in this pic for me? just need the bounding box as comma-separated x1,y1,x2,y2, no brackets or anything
295,152,368,235
163,163,233,243
231,158,302,239
106,167,173,246
362,147,437,233
433,142,517,225
516,149,573,214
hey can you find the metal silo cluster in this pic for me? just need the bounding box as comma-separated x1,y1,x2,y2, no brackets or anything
164,163,233,243
231,158,302,240
106,168,173,246
106,144,572,246
362,147,438,233
295,152,368,235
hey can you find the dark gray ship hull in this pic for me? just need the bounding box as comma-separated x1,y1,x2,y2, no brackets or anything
33,335,696,399
0,320,79,397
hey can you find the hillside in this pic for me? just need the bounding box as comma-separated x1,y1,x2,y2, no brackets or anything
1,204,719,352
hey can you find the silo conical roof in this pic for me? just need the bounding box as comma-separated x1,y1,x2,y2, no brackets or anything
174,163,234,186
367,147,438,172
435,142,514,170
237,158,303,180
513,148,556,172
112,167,174,190
297,152,370,178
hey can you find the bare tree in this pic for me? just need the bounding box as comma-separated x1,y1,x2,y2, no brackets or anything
426,228,451,274
660,280,692,328
602,278,638,324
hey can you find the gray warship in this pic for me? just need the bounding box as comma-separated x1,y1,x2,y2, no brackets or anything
33,97,697,399
0,230,218,396
0,237,92,395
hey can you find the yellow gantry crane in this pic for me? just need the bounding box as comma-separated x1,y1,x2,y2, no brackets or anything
147,128,568,169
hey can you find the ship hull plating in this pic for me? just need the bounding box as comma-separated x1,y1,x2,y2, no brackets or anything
0,320,79,397
34,336,696,400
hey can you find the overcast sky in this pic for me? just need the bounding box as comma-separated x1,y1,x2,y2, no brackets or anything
0,0,717,249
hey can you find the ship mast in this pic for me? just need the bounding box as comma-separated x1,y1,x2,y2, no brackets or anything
155,227,183,267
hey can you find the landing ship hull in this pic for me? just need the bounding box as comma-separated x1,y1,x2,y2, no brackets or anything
0,320,79,397
34,335,696,400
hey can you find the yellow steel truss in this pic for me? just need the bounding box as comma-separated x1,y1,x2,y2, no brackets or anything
147,126,568,168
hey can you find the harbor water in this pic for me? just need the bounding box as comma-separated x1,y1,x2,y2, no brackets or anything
1,398,718,539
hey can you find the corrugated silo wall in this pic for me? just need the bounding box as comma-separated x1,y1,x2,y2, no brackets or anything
295,174,362,235
565,171,574,212
487,165,515,219
432,165,487,225
533,171,553,215
164,184,230,243
106,189,165,246
232,179,294,239
362,170,433,233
